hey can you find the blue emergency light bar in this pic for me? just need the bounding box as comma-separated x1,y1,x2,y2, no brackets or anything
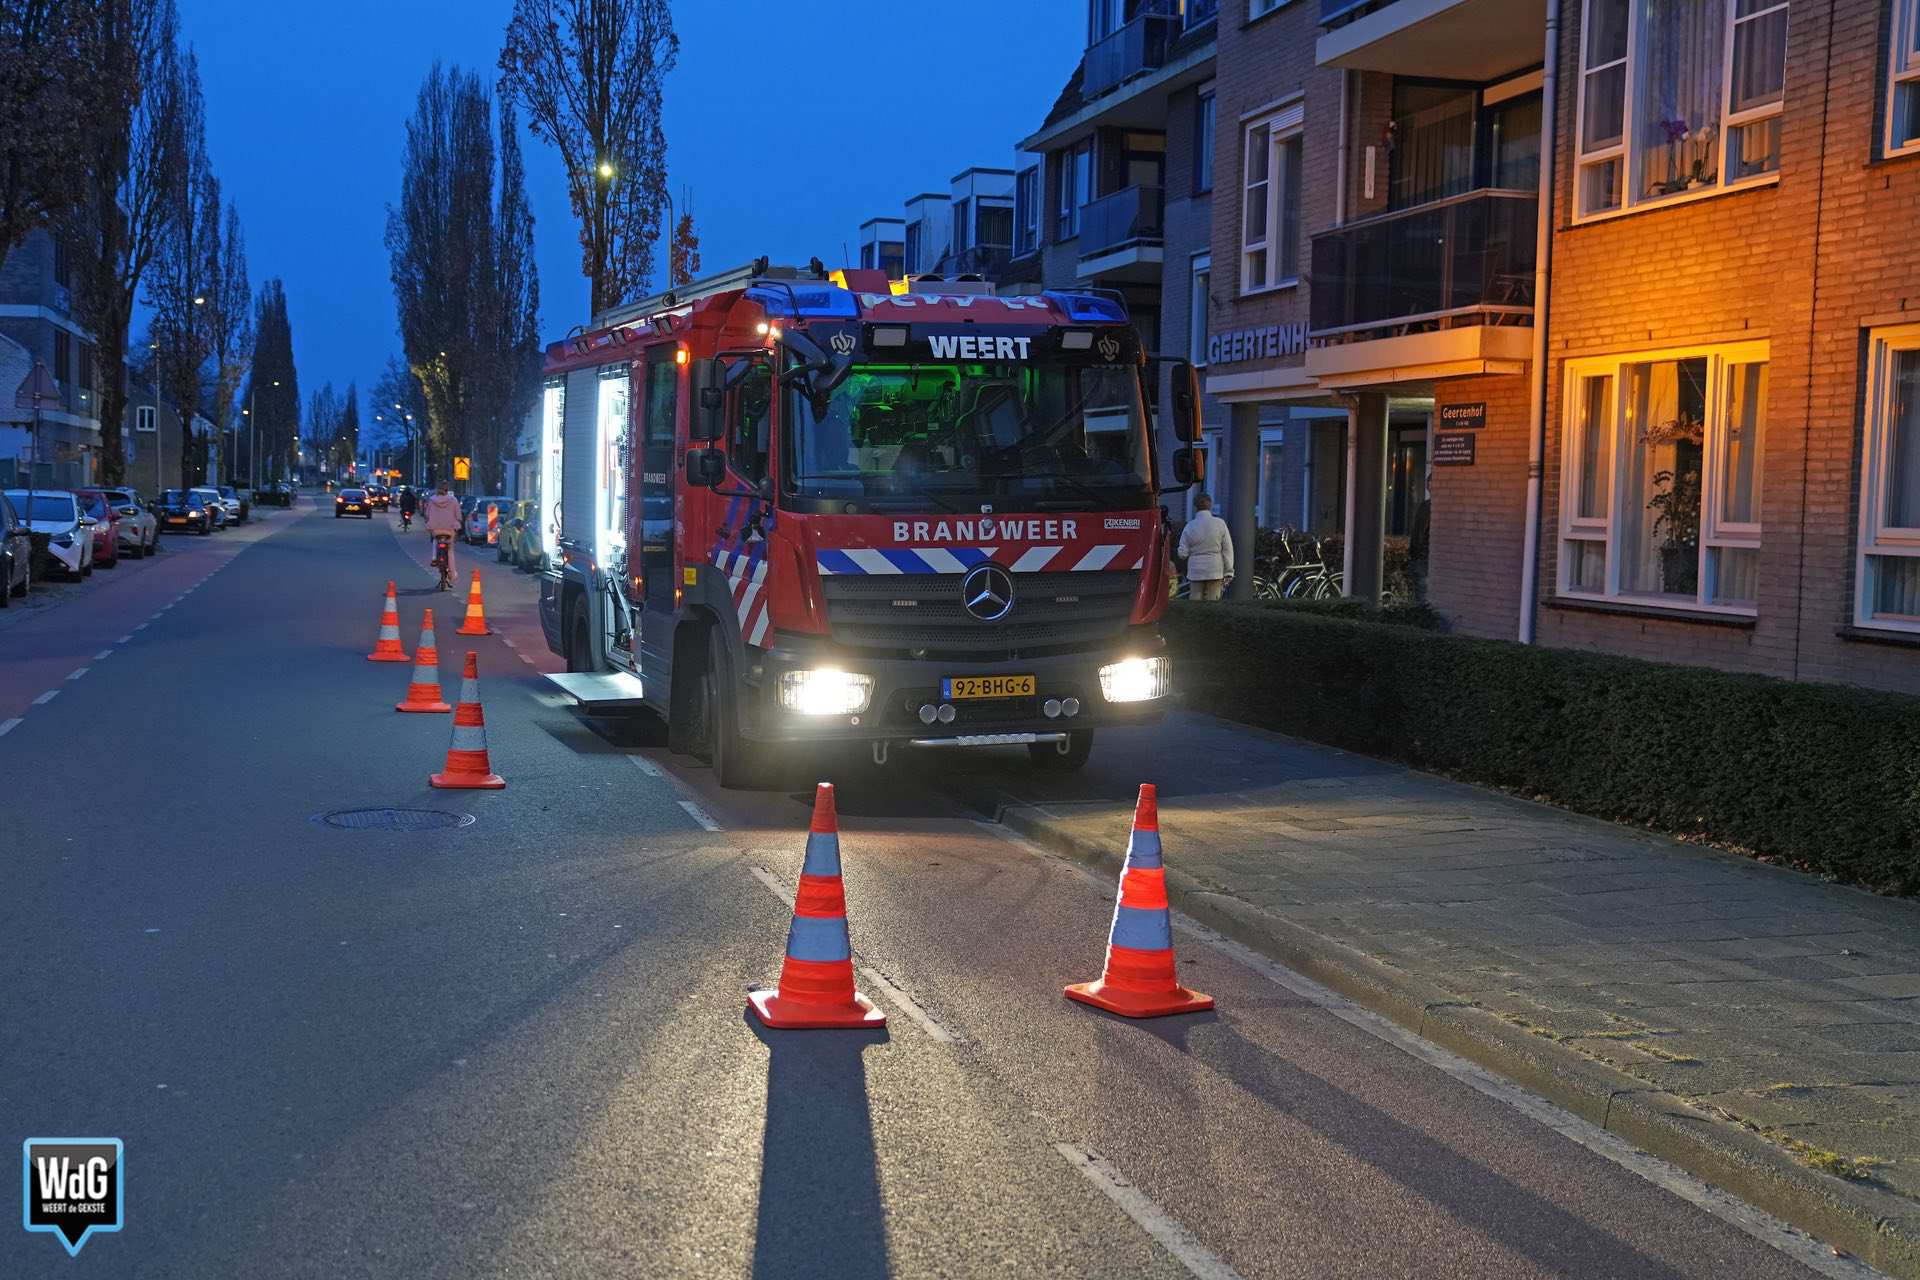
1042,290,1129,323
745,283,860,319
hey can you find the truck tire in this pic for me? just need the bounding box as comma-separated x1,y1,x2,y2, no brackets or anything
566,597,593,673
1028,729,1094,772
702,627,768,790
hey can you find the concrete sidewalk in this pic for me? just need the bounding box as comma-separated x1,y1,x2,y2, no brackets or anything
935,711,1920,1276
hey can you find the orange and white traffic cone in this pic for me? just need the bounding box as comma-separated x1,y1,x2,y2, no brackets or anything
455,569,490,636
429,651,505,789
1065,784,1213,1018
395,608,451,713
367,580,409,662
748,783,885,1030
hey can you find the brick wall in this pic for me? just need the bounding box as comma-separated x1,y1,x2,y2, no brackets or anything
1540,0,1920,694
1431,375,1529,638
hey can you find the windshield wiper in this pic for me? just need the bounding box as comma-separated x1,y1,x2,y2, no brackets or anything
1013,470,1136,511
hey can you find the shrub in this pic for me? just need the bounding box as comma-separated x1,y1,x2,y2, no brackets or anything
1165,603,1920,894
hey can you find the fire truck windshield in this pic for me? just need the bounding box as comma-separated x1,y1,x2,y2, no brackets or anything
783,360,1153,513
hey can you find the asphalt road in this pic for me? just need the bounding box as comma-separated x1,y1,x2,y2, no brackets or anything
0,499,1860,1278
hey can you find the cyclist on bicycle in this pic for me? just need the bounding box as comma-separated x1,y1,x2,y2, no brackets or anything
398,484,418,530
422,481,462,586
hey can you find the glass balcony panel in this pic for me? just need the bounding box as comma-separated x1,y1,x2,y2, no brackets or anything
1308,189,1537,336
1082,13,1179,99
1078,185,1165,257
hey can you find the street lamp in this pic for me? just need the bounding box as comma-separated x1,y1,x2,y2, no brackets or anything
598,160,614,180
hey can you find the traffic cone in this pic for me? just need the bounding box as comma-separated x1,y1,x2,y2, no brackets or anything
429,651,505,789
395,608,451,713
366,580,409,662
748,783,886,1030
1066,784,1213,1018
455,569,490,635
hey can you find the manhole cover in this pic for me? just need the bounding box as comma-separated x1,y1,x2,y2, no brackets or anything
312,808,475,832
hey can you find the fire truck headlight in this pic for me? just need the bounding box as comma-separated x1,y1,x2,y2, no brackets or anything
1098,656,1170,703
779,668,874,716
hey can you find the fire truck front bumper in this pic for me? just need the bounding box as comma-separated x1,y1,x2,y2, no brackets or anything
743,635,1170,747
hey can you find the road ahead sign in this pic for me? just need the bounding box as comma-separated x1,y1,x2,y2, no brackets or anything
453,456,471,481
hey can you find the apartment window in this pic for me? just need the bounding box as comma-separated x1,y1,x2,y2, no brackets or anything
1575,0,1788,217
1015,166,1040,253
53,329,70,385
978,203,1013,248
1855,325,1920,629
952,197,971,254
1056,139,1092,239
135,405,157,433
52,236,71,289
1187,0,1219,25
1889,0,1920,155
904,220,922,273
880,240,905,278
1559,342,1767,612
1189,254,1211,365
1250,0,1289,17
860,243,876,270
1194,87,1216,193
1241,104,1303,293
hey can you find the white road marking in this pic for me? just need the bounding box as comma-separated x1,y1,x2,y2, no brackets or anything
134,622,148,631
94,649,112,660
978,822,1885,1280
747,865,788,903
33,689,60,705
627,754,663,778
858,966,956,1043
0,718,20,738
117,634,131,643
677,799,721,832
1053,1144,1244,1280
67,667,89,680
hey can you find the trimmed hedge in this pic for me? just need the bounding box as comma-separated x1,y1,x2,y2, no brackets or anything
1166,602,1920,894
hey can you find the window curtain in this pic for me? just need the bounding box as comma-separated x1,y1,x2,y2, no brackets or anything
1887,351,1920,527
1621,359,1705,595
1637,0,1726,198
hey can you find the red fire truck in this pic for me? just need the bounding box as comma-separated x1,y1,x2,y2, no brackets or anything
537,261,1203,787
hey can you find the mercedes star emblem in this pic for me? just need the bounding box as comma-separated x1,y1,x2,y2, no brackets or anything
960,563,1015,622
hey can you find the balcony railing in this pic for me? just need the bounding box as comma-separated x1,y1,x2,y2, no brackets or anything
938,244,1013,277
1082,13,1180,99
1309,188,1536,338
1078,185,1164,258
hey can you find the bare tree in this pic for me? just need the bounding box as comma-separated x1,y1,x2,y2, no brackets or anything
498,0,676,315
370,355,428,478
337,381,361,477
205,200,250,483
63,0,181,483
306,382,341,476
0,0,122,267
144,44,216,487
669,191,699,288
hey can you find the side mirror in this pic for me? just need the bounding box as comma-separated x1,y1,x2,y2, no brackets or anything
684,447,726,489
1166,359,1202,444
691,359,727,441
1171,446,1205,488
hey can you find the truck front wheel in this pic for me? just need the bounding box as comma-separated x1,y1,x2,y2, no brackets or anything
1028,729,1095,773
702,628,769,790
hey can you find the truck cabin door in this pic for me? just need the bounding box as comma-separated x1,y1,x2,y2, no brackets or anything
634,347,680,676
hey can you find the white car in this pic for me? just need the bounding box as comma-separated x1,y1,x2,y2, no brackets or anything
190,486,233,529
4,489,95,579
100,487,158,556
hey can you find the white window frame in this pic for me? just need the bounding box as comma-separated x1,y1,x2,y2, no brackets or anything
1189,253,1211,366
1249,0,1292,18
1556,340,1769,615
1015,166,1040,254
1855,323,1920,631
1240,102,1303,295
1889,0,1920,157
134,405,157,433
1573,0,1788,222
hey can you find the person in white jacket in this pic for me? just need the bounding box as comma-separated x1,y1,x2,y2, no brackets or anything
1177,493,1233,600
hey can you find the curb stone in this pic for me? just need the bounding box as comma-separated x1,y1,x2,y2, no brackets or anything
989,799,1920,1280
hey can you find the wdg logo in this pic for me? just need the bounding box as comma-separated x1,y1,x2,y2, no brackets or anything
22,1139,122,1256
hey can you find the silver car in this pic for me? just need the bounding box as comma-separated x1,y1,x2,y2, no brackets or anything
99,487,158,557
190,486,232,529
3,489,95,579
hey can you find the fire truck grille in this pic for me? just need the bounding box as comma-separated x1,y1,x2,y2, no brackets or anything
821,570,1140,656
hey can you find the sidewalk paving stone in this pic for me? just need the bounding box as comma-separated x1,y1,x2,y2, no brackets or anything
935,708,1920,1269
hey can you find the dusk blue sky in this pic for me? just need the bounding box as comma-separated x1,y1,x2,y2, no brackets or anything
178,1,1082,446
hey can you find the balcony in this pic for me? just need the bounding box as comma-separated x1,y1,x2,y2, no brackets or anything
1077,185,1164,281
1320,0,1385,22
1315,0,1543,80
1310,189,1535,340
938,244,1013,278
1082,13,1180,100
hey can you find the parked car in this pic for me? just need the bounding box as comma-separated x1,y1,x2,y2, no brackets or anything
156,488,216,535
261,481,295,507
217,484,250,523
335,487,373,518
98,487,158,556
191,486,233,528
0,491,32,605
73,490,121,569
464,496,513,546
4,489,95,579
498,498,533,565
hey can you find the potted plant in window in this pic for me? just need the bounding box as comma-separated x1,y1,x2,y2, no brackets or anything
1644,410,1704,594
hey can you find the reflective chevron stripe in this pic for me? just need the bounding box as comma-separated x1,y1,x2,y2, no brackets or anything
814,545,1139,575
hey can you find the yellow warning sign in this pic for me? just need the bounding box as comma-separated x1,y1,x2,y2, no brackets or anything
452,456,471,481
682,566,697,586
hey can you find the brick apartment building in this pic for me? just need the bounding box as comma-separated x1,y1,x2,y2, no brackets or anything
0,228,103,486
